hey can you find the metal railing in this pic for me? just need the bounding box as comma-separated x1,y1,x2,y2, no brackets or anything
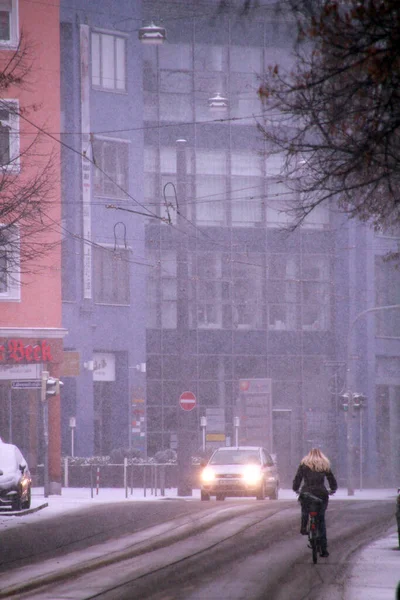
62,458,178,498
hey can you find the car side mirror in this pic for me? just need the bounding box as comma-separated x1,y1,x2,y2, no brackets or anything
19,464,26,473
0,470,3,476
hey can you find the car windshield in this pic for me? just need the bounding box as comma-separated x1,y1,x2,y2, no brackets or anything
209,450,260,465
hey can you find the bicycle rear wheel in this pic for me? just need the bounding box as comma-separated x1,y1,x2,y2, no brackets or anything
311,538,318,564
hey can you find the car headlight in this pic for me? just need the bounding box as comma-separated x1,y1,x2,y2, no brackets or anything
201,467,215,483
243,465,263,485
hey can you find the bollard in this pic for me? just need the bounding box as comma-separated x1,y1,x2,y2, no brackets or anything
161,464,165,496
143,464,147,497
90,465,93,498
124,458,128,499
64,457,69,488
96,467,100,495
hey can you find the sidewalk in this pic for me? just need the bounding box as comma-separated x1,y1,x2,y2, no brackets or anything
344,527,399,600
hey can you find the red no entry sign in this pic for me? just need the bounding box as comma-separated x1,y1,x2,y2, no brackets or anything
179,391,196,411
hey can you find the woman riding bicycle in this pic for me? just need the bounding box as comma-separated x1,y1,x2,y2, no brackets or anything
292,448,338,557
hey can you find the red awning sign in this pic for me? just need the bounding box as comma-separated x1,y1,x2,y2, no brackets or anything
179,391,196,411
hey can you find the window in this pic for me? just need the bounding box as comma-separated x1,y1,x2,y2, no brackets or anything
0,0,18,47
232,253,264,329
230,46,262,73
159,44,192,70
301,201,330,229
146,250,177,329
266,181,296,228
196,150,227,226
268,255,299,330
91,31,126,91
92,137,129,198
231,152,263,226
160,93,192,122
159,146,192,224
0,225,20,301
191,253,224,329
375,256,400,337
301,255,331,331
0,102,19,170
93,245,130,305
230,72,262,121
160,251,177,328
194,44,227,72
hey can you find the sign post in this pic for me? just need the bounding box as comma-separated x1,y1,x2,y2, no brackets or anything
177,391,196,497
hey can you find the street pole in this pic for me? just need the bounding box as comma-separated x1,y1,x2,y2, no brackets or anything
41,370,49,498
234,416,240,447
200,416,207,453
176,138,193,496
359,405,363,491
69,416,76,457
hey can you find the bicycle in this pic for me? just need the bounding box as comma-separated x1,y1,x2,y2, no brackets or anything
299,491,324,564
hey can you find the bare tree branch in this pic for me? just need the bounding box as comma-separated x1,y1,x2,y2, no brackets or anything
0,34,59,284
258,0,400,232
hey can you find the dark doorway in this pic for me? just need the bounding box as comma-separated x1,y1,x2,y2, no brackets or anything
273,409,292,486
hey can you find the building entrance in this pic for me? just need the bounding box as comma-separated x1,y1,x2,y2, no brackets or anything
0,382,42,478
272,409,293,486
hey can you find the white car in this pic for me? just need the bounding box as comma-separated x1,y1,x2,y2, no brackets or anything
200,446,279,501
0,443,32,511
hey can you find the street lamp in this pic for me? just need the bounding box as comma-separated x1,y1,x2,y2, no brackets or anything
138,22,166,45
208,92,228,112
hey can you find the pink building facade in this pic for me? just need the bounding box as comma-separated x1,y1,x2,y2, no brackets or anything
0,0,65,492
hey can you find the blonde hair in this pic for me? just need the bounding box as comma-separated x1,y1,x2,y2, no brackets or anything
301,448,331,472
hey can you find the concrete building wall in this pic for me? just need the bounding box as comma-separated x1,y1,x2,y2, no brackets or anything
60,0,147,457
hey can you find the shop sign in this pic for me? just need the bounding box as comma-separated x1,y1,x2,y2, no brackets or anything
93,353,115,382
61,351,81,377
0,340,53,364
0,363,42,380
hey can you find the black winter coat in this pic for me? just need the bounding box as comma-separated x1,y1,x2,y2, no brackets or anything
292,464,338,504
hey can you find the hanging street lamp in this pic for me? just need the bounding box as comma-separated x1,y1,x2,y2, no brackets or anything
208,92,229,112
138,22,166,45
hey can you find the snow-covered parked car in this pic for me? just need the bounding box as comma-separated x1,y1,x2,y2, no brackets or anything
0,443,32,511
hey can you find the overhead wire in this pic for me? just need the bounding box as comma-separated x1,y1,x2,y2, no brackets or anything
0,98,164,224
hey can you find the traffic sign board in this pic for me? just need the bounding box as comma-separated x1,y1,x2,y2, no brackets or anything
179,391,196,411
12,380,41,389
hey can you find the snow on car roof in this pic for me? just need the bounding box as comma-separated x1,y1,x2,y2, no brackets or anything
0,443,26,469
